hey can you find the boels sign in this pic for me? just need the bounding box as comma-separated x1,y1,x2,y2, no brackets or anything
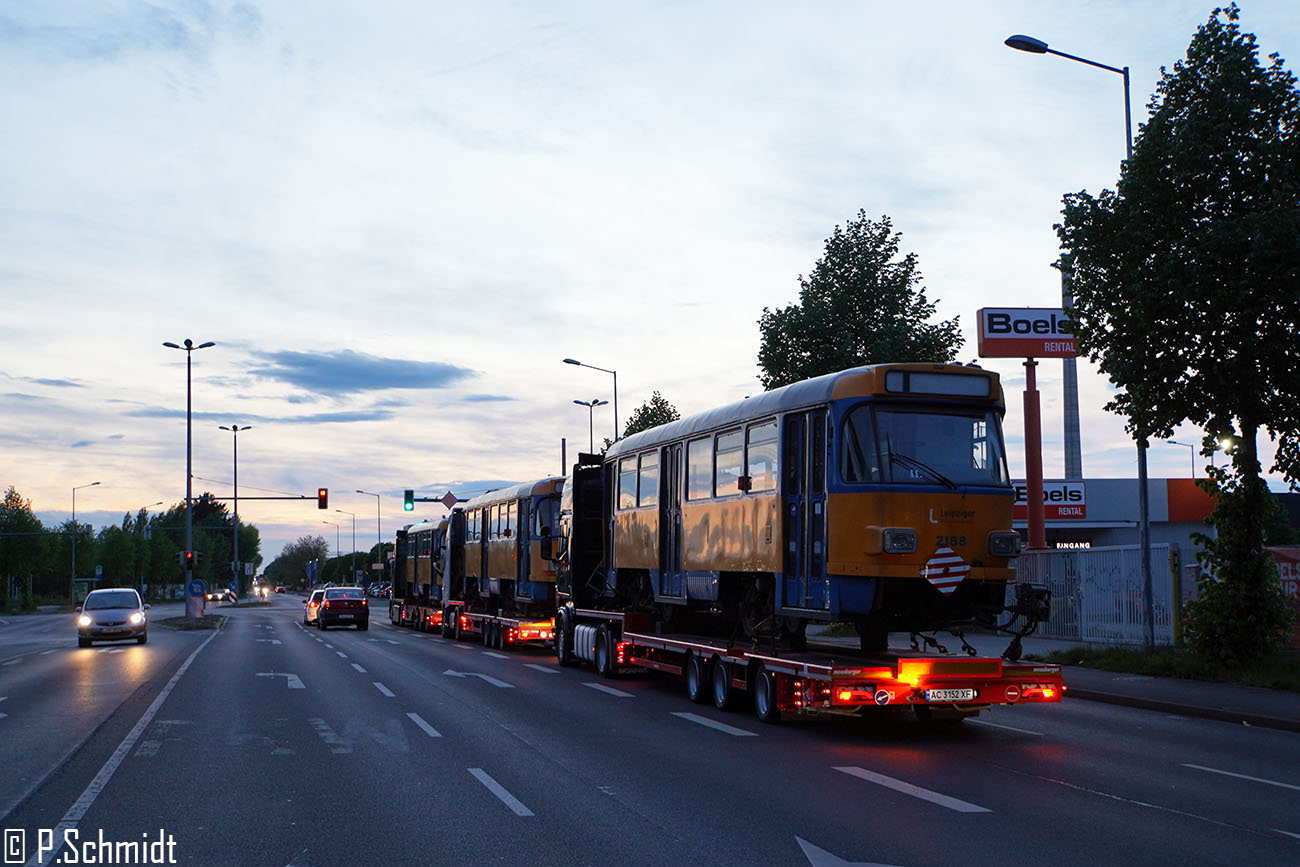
977,308,1077,358
1013,481,1087,520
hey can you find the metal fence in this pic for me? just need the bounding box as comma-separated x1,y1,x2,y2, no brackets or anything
1014,544,1178,646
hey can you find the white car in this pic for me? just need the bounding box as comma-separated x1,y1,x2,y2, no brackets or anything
78,588,149,647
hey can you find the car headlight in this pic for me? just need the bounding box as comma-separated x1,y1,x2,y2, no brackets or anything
78,614,91,627
882,528,917,554
129,612,145,625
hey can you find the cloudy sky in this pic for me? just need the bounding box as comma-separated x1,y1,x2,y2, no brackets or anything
3,1,1296,566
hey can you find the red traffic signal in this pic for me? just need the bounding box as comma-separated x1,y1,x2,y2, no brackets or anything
183,551,195,568
317,488,329,509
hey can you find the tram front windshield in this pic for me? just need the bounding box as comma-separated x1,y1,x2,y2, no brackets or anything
840,405,1010,487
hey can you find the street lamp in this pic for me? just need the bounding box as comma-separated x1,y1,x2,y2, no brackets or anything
163,338,215,617
219,423,251,592
1004,34,1153,651
563,358,619,442
572,398,608,453
1166,440,1196,478
322,520,340,573
355,490,382,581
336,509,357,581
70,481,100,604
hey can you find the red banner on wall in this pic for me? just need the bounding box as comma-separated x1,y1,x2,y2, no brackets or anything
1266,546,1300,649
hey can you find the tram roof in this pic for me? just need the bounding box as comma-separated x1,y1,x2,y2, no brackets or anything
606,362,1001,460
461,476,565,510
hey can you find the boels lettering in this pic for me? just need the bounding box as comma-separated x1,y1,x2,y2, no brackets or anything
987,312,1072,335
1015,485,1085,504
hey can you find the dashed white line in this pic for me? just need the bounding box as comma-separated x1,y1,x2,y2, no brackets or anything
524,664,560,675
482,651,509,659
373,682,395,697
335,651,348,658
4,658,23,666
968,719,1045,736
834,766,991,813
469,768,534,816
351,663,367,674
1183,764,1300,793
41,649,56,655
584,682,634,698
672,712,758,737
256,673,305,689
406,713,442,738
309,717,350,754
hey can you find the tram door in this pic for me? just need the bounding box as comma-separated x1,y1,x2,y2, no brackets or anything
658,443,685,598
516,498,529,586
781,411,828,611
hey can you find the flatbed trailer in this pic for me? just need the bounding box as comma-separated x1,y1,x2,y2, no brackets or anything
442,601,555,649
557,607,1063,724
388,596,444,632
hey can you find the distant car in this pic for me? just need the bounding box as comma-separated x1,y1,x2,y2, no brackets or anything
318,587,369,630
274,586,286,593
78,588,149,647
206,588,235,603
303,589,326,626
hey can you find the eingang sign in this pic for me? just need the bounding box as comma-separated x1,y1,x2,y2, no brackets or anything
977,307,1076,358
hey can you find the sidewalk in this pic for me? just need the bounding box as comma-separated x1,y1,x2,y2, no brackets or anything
806,627,1300,734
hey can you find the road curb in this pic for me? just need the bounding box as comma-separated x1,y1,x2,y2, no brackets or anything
1065,687,1300,734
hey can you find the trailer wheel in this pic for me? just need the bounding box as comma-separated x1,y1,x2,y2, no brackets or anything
482,621,492,646
711,657,738,711
595,626,615,678
754,666,782,724
454,614,465,642
685,653,708,704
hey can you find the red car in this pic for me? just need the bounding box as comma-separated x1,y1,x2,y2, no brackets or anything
318,587,369,630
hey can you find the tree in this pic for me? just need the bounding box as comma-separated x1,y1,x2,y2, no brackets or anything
1056,5,1300,661
0,486,45,609
266,535,331,588
756,211,963,390
623,391,681,438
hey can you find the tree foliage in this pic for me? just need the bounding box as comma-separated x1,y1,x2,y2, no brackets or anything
1056,5,1300,662
622,391,681,438
757,211,963,390
265,535,331,587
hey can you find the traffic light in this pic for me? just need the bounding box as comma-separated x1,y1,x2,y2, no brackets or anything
183,551,195,569
404,489,414,511
318,488,328,509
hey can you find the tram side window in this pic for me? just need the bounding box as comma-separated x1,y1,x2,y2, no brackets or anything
468,511,478,543
841,406,882,482
746,421,778,492
505,502,516,538
686,437,712,500
618,457,636,510
638,451,659,507
714,429,744,497
488,505,498,540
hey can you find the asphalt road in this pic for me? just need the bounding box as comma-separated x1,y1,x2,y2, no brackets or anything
2,595,1297,866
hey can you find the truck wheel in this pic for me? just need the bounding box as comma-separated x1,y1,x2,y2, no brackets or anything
482,621,492,646
595,626,615,678
555,612,577,667
441,611,453,639
685,653,708,704
712,658,737,711
454,615,465,641
754,666,782,724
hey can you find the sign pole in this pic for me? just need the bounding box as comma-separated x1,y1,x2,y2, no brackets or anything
1023,359,1047,550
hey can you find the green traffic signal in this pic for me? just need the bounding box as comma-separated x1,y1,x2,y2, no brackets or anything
403,489,414,511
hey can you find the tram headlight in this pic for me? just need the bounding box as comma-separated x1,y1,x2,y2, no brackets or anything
988,532,1022,557
882,529,917,554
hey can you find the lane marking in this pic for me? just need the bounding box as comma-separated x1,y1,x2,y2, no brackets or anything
26,630,219,866
968,719,1045,736
525,664,560,675
336,651,348,658
1183,763,1300,793
4,658,23,666
308,717,350,754
469,768,534,817
255,639,283,645
373,682,395,697
368,639,400,645
351,663,367,673
672,712,757,737
834,766,990,813
0,695,6,721
256,673,305,689
444,670,513,688
406,712,442,738
41,649,56,655
584,682,634,698
1276,829,1300,841
324,644,335,649
795,836,901,867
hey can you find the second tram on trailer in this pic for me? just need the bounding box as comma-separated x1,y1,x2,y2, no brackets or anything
558,362,1024,652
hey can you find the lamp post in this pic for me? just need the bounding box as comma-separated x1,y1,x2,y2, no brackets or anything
356,490,382,581
336,509,357,582
563,358,619,442
1005,33,1153,651
1166,440,1196,478
70,481,100,604
219,423,251,593
164,338,215,617
572,398,608,453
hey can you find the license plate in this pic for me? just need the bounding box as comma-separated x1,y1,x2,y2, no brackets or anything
338,614,353,620
925,688,975,702
101,628,125,634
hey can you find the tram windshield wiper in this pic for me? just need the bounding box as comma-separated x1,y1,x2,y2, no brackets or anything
887,450,958,490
